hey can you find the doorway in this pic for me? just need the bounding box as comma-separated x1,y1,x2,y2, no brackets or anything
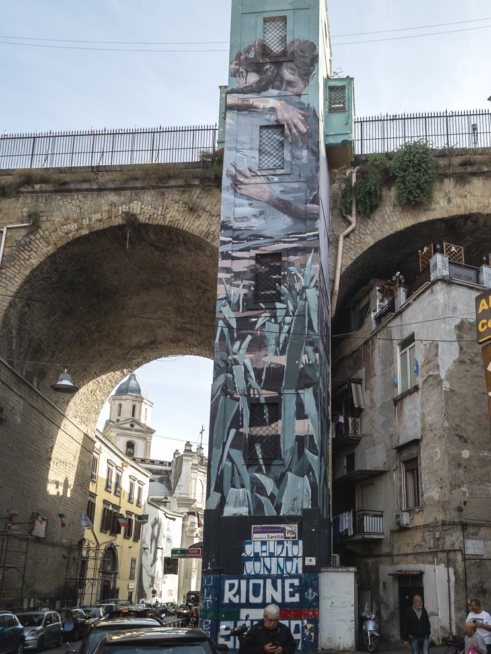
398,574,424,639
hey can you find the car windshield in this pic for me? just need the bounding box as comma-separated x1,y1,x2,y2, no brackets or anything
103,644,212,654
18,614,43,627
82,625,156,654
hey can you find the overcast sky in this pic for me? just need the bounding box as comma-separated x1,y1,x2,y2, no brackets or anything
3,0,491,457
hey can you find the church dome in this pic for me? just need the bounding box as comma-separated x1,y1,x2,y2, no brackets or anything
114,372,149,400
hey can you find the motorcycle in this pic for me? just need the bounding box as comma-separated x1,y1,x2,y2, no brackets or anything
359,605,380,653
190,609,200,627
220,615,250,648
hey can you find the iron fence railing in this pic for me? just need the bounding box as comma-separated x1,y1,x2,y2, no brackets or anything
0,125,218,170
355,110,491,155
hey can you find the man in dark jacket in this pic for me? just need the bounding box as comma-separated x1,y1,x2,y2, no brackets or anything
403,596,431,654
240,604,296,654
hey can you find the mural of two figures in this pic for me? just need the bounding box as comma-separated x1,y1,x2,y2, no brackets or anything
207,34,330,518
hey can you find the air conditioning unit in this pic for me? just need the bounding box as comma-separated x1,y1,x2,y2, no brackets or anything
396,512,412,528
330,554,341,566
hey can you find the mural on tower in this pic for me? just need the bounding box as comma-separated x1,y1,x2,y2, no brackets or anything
207,14,330,519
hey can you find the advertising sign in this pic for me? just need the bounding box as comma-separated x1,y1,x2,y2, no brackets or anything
171,548,202,559
476,290,491,343
251,524,298,541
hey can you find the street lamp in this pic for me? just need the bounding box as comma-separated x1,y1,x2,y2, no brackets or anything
51,369,79,393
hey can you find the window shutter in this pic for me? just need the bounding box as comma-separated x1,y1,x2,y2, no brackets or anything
255,253,282,303
328,86,347,113
259,125,284,169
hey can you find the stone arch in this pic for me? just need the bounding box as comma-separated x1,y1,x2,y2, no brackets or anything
330,173,491,308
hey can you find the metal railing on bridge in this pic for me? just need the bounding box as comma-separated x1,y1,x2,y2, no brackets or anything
355,109,491,155
0,125,218,170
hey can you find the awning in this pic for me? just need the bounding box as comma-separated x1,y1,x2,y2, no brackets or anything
388,570,424,576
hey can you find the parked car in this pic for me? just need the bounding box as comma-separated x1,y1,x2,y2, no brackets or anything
0,612,24,654
81,608,105,624
58,609,89,640
16,612,62,651
76,618,163,654
90,627,229,654
105,608,163,624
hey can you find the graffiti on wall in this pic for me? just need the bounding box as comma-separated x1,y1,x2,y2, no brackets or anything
207,35,329,517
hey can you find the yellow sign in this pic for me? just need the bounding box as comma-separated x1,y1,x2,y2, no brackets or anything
476,290,491,343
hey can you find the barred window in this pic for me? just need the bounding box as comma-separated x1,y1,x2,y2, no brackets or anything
259,125,284,169
255,253,282,303
328,85,347,113
248,402,280,460
263,17,287,57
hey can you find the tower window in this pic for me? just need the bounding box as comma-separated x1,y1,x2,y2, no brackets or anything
248,402,280,460
255,253,282,303
145,408,148,421
259,125,284,169
126,441,135,457
132,405,136,418
263,17,287,58
117,403,122,417
328,86,347,113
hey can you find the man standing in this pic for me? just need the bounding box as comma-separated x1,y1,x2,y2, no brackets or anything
241,604,296,654
403,596,431,654
462,622,487,654
467,600,491,654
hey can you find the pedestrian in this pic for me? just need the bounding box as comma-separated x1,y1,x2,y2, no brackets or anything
40,604,49,613
461,622,487,654
403,595,431,654
240,604,296,654
62,610,76,646
467,600,491,654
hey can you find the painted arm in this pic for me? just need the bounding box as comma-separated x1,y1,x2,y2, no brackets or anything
227,93,311,146
226,163,319,221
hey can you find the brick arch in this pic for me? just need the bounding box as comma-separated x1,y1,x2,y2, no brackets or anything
333,174,491,307
0,184,221,433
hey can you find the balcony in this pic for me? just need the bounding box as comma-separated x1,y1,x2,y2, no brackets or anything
333,467,387,488
332,415,362,452
335,509,384,541
373,297,395,327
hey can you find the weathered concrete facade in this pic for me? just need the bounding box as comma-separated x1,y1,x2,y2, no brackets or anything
0,166,220,604
332,268,491,642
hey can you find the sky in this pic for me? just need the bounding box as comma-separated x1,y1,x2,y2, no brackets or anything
2,0,491,457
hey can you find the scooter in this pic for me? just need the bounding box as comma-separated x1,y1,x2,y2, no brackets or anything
220,615,250,648
359,605,380,653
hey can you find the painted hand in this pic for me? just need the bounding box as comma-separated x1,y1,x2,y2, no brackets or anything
226,163,273,203
273,100,311,146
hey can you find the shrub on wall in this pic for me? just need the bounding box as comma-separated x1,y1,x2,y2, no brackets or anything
392,141,439,207
341,153,390,218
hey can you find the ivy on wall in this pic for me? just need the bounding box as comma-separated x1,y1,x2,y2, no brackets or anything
341,142,439,217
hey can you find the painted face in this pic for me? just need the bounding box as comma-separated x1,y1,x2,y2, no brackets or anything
263,617,279,630
236,68,260,89
276,64,310,97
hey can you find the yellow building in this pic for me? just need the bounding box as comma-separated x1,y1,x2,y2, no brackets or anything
82,429,151,605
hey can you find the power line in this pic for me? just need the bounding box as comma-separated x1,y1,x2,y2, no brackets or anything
332,23,491,47
331,16,491,38
0,40,229,53
0,35,229,45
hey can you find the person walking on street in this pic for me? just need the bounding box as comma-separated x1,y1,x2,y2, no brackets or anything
62,610,76,646
467,600,491,654
240,604,296,654
403,595,431,654
462,622,487,654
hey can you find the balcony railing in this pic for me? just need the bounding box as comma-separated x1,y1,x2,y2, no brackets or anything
335,509,384,539
373,297,395,327
448,261,479,284
355,109,491,155
332,416,362,452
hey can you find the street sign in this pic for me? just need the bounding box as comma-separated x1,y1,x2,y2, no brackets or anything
476,289,491,343
251,524,298,541
481,343,491,424
171,548,202,559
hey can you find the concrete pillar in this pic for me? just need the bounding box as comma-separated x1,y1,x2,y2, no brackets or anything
479,265,491,289
430,253,449,280
394,287,407,312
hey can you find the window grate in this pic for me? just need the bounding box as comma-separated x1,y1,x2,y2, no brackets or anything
255,253,282,303
328,86,347,113
248,403,280,460
263,17,287,58
259,125,284,169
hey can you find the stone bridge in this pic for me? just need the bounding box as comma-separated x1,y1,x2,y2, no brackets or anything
1,147,491,601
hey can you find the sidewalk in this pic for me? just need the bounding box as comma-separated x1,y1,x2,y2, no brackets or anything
327,641,447,654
